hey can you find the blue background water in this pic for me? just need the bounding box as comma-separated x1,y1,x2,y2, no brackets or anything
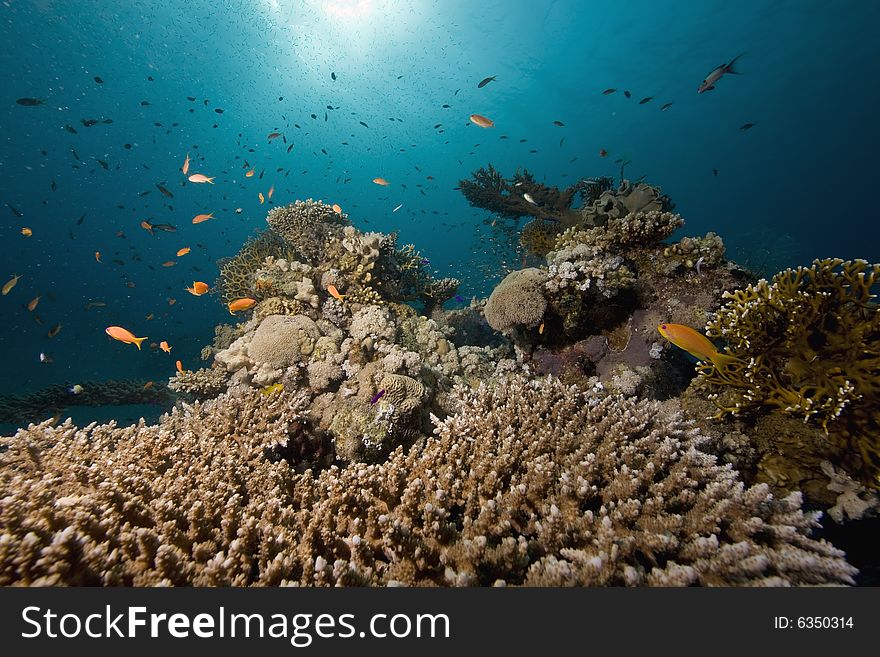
1,0,878,427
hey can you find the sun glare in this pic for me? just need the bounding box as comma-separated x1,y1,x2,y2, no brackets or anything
322,0,374,19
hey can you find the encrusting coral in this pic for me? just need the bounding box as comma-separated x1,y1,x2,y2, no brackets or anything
696,258,880,486
484,268,547,331
0,376,856,586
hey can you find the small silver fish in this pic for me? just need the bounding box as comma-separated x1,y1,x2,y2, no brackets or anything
392,203,403,212
698,54,744,93
523,193,537,205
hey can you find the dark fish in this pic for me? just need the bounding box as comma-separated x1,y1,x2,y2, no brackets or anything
454,295,464,302
187,96,196,101
310,113,317,119
51,179,57,192
214,108,224,114
156,183,174,198
94,76,104,84
602,88,616,95
6,204,23,217
72,149,80,160
660,102,673,111
140,100,150,106
64,124,78,134
153,223,177,232
287,144,294,153
359,121,368,127
81,118,99,127
739,122,756,131
370,389,386,405
624,91,631,98
477,76,496,88
638,96,653,104
553,120,564,127
103,118,113,124
331,71,337,80
76,214,85,225
434,123,442,129
442,104,450,108
148,76,154,81
16,98,44,106
713,168,718,176
97,159,109,170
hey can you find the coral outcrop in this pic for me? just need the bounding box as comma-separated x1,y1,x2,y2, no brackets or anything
0,377,856,586
484,268,547,331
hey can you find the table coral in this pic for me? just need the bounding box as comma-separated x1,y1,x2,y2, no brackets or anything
0,377,856,586
698,258,880,485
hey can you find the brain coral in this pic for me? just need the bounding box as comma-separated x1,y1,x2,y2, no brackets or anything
484,268,548,331
247,314,321,369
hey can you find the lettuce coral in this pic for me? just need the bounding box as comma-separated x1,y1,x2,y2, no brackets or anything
698,258,880,485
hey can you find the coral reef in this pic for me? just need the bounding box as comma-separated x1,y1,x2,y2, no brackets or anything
697,258,880,485
266,199,349,265
484,268,547,331
0,377,856,586
215,230,297,305
168,365,229,399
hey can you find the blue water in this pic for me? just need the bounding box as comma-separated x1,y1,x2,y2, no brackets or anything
1,0,878,417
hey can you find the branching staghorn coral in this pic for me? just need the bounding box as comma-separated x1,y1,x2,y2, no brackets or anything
0,377,856,586
215,229,297,305
698,258,880,485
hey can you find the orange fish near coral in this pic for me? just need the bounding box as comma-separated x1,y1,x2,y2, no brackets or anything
372,177,391,186
258,192,265,204
162,261,176,267
95,251,102,263
27,295,40,311
469,114,494,128
105,325,147,350
228,297,256,314
160,340,172,353
176,359,185,374
188,173,215,184
267,185,275,200
245,169,255,178
332,204,342,214
192,212,214,224
657,323,742,371
181,152,191,175
47,323,62,338
186,281,209,296
176,247,191,257
21,227,32,237
140,220,154,234
326,284,345,301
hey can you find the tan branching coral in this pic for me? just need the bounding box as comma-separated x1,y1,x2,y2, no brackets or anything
167,366,228,399
215,230,296,305
698,258,880,485
267,199,349,265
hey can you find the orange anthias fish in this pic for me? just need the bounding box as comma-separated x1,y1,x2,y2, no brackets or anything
95,251,102,263
181,152,191,175
267,185,275,200
228,297,256,314
27,295,40,311
2,274,22,296
657,323,742,370
47,323,62,338
176,247,191,257
105,325,147,350
186,281,209,296
267,132,282,141
192,212,214,224
258,192,265,204
162,261,176,267
21,227,32,237
176,359,185,374
188,173,215,184
245,169,255,178
469,114,494,128
327,284,345,301
599,148,608,158
332,203,342,214
372,177,391,186
140,220,155,234
160,340,172,353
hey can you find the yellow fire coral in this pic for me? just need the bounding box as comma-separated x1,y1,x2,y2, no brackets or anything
698,258,880,484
